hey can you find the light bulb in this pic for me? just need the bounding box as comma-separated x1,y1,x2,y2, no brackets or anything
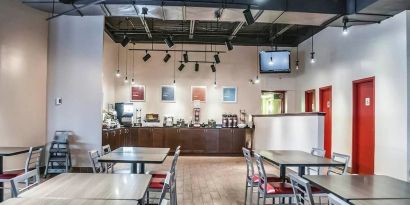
296,61,300,70
310,52,316,64
343,26,348,35
116,70,121,77
311,58,316,64
213,82,217,88
173,80,176,86
254,76,260,84
124,76,129,83
131,78,135,85
269,57,274,65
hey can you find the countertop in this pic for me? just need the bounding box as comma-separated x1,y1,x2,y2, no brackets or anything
103,126,251,131
252,112,325,118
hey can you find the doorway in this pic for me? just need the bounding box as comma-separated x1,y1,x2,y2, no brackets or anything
352,77,375,175
305,89,316,112
319,86,332,158
261,91,286,114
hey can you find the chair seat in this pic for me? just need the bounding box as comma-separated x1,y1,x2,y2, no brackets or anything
147,170,168,179
311,185,325,194
248,174,282,183
261,182,294,195
149,181,165,189
0,173,20,180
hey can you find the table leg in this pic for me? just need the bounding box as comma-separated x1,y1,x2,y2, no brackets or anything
298,166,306,177
279,165,286,182
0,156,3,202
140,163,145,174
131,163,138,174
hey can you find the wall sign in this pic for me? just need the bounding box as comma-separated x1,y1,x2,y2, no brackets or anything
131,85,145,102
161,85,175,103
222,87,237,103
191,86,207,102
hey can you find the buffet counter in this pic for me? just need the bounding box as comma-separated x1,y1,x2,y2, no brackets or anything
102,127,252,155
252,112,325,152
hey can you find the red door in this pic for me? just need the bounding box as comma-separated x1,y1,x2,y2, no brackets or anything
319,86,332,158
305,90,315,112
352,77,375,174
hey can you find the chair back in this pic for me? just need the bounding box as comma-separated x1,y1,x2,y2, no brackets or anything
25,147,43,173
88,150,104,173
102,144,112,155
242,147,254,178
175,145,181,151
170,150,181,173
307,148,325,175
289,174,315,205
254,154,268,191
328,194,349,205
10,169,40,197
159,173,171,205
328,152,350,175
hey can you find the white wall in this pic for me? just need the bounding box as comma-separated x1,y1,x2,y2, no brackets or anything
0,0,48,170
296,11,408,180
47,16,105,167
102,33,117,109
109,39,298,123
407,11,410,182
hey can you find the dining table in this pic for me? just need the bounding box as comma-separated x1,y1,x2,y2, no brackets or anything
19,173,152,204
257,150,346,181
304,175,410,201
99,147,170,174
349,199,410,205
0,198,140,205
0,147,33,202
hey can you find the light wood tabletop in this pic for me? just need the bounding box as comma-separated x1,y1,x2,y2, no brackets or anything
19,173,151,203
304,175,410,201
350,199,410,205
0,198,139,205
113,147,170,154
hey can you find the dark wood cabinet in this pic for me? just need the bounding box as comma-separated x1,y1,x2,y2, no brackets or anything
204,129,219,153
102,127,249,155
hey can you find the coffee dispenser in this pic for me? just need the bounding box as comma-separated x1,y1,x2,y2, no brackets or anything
193,100,201,127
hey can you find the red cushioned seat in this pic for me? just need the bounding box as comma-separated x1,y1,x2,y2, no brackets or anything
152,174,167,178
261,182,294,194
0,174,19,180
151,177,165,183
248,174,282,183
149,181,165,189
311,185,325,194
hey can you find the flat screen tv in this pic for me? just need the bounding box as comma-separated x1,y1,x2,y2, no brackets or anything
259,50,291,73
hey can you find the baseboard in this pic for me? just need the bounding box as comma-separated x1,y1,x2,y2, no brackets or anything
71,167,93,173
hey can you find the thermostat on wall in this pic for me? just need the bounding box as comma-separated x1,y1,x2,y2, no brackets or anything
55,97,62,105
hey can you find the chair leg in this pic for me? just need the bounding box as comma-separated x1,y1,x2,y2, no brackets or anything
244,181,248,205
257,192,260,205
249,182,254,205
262,193,266,205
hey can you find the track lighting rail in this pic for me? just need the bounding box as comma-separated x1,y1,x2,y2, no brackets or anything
179,61,216,64
129,48,226,53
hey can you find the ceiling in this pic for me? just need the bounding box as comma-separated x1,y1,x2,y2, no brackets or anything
21,0,410,47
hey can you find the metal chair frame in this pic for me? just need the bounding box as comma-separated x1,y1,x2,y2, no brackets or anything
289,174,315,205
88,150,105,173
306,148,326,175
102,144,115,173
328,193,350,205
10,169,40,198
328,153,350,175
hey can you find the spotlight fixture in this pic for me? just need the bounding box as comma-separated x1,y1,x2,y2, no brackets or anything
143,50,151,62
121,35,130,47
163,52,171,63
214,52,221,64
211,64,216,72
225,40,233,51
254,75,260,84
131,78,135,85
195,62,199,72
164,36,174,48
178,64,185,71
343,17,349,35
141,7,148,15
243,5,255,25
116,69,121,78
124,76,129,84
183,52,189,63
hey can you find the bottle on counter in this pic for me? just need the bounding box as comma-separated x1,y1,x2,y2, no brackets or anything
222,114,228,128
228,114,233,128
233,114,238,128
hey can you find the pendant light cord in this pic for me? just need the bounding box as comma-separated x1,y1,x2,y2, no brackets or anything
132,44,135,78
125,46,128,76
173,50,176,83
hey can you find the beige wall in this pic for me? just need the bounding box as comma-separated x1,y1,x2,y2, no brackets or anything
102,33,117,109
0,0,48,170
107,38,298,124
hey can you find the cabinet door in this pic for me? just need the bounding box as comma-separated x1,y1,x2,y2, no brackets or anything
190,129,205,153
128,128,139,147
109,130,117,150
179,129,193,152
122,128,130,147
152,128,165,148
102,131,110,147
204,129,219,153
164,128,180,152
232,129,246,153
138,128,153,147
218,129,233,153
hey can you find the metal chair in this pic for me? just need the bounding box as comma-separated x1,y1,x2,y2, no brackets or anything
242,148,281,205
88,150,105,173
101,144,115,173
306,148,326,175
328,153,350,175
0,147,42,196
147,146,181,178
147,150,180,205
289,174,315,205
158,173,171,205
10,169,40,198
328,193,349,205
254,153,294,205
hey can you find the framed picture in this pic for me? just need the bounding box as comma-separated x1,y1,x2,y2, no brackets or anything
191,86,207,102
161,85,175,102
222,87,237,103
131,85,145,102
